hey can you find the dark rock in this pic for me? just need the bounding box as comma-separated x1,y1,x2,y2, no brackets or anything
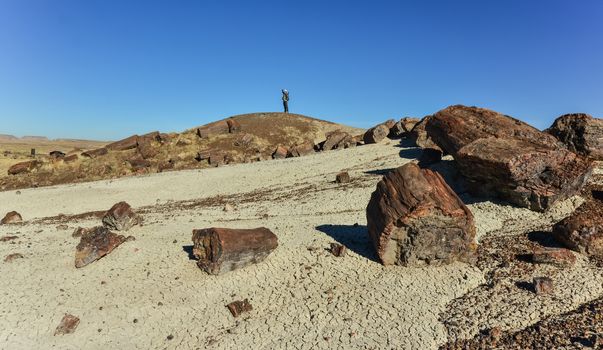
272,146,288,159
139,131,161,143
328,243,347,257
192,227,278,275
335,172,350,183
106,135,139,151
321,131,355,151
532,247,576,268
8,160,40,175
226,299,253,317
418,148,443,167
426,105,593,211
366,162,476,266
137,137,159,159
196,121,229,138
81,148,108,159
195,150,211,162
287,141,315,157
102,202,141,231
227,119,241,133
533,277,554,295
390,118,420,138
74,226,130,268
54,314,80,335
128,157,151,170
4,253,24,262
49,151,66,159
363,124,389,144
546,113,603,160
552,198,603,257
1,211,22,224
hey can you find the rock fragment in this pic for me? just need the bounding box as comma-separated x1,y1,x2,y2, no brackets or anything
533,277,554,295
81,148,108,158
272,146,288,159
75,226,131,268
287,141,315,157
531,247,576,268
328,243,347,257
4,253,24,262
226,299,252,317
335,172,350,184
546,113,603,160
102,202,141,231
54,314,80,335
366,162,476,266
1,211,22,224
552,198,603,257
321,131,355,151
227,119,241,133
192,227,278,275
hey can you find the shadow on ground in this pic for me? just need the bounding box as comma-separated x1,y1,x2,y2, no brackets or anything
315,224,379,262
527,231,564,248
182,245,196,260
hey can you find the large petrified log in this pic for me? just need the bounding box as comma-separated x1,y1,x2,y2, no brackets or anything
552,197,603,257
81,147,108,159
74,226,132,268
426,105,593,211
287,141,315,157
363,123,389,144
105,135,139,151
366,162,476,266
192,227,278,275
546,113,603,160
7,160,40,175
321,131,355,151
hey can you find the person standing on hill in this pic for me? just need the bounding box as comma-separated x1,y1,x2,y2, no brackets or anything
281,89,289,113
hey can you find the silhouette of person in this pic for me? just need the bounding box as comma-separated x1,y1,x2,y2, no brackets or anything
282,89,289,113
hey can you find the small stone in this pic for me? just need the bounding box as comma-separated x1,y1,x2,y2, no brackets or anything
4,253,24,262
226,299,253,317
167,334,174,340
223,203,235,212
532,247,576,268
56,224,69,230
1,211,22,224
533,277,554,295
54,314,80,335
335,172,350,184
0,235,18,242
328,243,347,257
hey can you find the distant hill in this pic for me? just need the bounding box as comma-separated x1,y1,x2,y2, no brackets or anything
0,134,18,141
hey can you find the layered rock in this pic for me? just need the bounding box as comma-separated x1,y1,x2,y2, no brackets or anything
366,162,476,266
546,113,603,160
426,105,593,211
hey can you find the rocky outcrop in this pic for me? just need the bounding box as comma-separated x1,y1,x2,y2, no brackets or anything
426,105,593,211
363,124,389,144
552,198,603,257
192,227,278,275
102,202,141,231
1,211,22,224
321,131,355,151
366,162,476,266
74,226,132,268
7,160,40,175
546,113,603,160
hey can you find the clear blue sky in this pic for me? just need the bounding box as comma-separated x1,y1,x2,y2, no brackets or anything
1,0,602,140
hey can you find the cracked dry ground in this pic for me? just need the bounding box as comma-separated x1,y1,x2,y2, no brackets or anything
0,142,602,350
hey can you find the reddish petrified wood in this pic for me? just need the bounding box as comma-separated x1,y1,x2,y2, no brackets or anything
105,135,139,151
192,227,278,275
81,147,108,158
546,113,603,160
390,117,420,138
7,160,40,175
54,314,80,335
363,124,389,144
409,116,443,163
272,146,288,159
226,299,253,317
227,119,241,133
1,211,22,224
426,105,593,211
366,162,476,266
75,226,130,268
287,141,315,157
552,198,603,257
102,201,141,231
196,121,230,138
532,247,576,268
533,277,554,295
335,172,350,183
321,131,355,151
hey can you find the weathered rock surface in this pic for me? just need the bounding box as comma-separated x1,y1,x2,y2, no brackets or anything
366,162,476,266
192,227,278,275
328,243,347,257
363,124,389,144
389,117,420,138
74,226,130,268
287,141,315,157
409,116,443,163
546,113,603,160
106,135,139,151
54,314,80,335
272,146,288,159
196,121,229,138
532,247,576,268
335,172,350,183
226,299,253,317
81,148,108,158
552,198,603,257
7,160,40,175
1,211,22,224
426,105,593,211
102,202,141,231
226,119,241,133
533,277,554,295
321,131,355,151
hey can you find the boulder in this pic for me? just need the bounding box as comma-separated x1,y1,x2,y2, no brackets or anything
102,202,141,231
137,135,159,159
366,162,476,266
426,105,593,211
7,160,40,175
74,226,131,268
287,141,315,157
192,227,278,275
106,135,139,151
363,124,389,144
209,152,225,166
139,131,161,143
227,119,241,133
383,119,396,129
546,113,603,160
321,131,355,151
390,118,420,138
552,198,603,257
81,148,108,159
1,211,22,224
410,116,443,153
128,157,151,170
272,146,288,159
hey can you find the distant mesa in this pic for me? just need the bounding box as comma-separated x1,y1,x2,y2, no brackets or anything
0,134,18,141
21,136,49,141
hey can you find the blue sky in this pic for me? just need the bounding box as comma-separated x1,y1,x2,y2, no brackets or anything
1,0,602,140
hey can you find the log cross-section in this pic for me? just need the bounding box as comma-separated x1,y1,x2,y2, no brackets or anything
192,227,278,275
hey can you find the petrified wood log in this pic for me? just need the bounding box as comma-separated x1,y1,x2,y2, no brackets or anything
426,105,593,211
546,113,603,160
363,124,389,144
192,227,278,275
7,160,40,175
81,147,108,159
366,162,476,266
552,197,603,257
75,226,131,268
287,141,315,157
105,135,139,151
321,131,355,151
102,201,141,231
